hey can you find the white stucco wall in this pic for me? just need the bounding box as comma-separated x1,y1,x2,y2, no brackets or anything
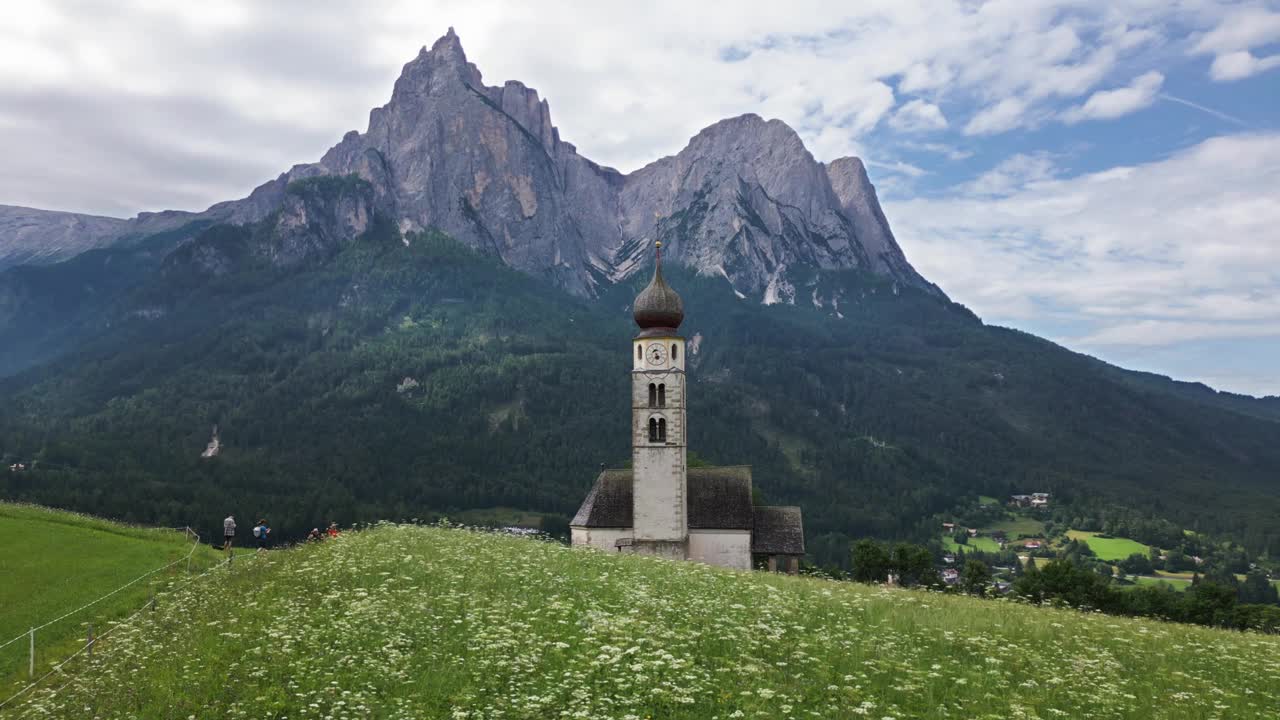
571,527,632,553
688,530,752,570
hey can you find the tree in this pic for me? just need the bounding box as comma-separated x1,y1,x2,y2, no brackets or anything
850,539,890,583
890,543,936,587
1119,552,1154,576
1239,570,1280,606
961,559,992,595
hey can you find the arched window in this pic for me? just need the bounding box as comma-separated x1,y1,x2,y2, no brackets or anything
658,418,667,442
648,417,659,442
648,383,657,408
637,345,642,360
658,383,666,407
672,343,678,361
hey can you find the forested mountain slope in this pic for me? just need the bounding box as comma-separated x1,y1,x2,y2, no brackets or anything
1,184,1277,564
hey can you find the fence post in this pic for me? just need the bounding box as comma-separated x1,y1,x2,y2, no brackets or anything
150,591,156,613
28,627,34,677
87,623,94,658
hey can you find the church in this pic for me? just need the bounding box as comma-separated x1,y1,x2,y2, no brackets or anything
571,243,806,572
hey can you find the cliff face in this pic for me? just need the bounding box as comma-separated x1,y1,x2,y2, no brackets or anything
4,29,938,301
204,28,937,300
0,205,126,272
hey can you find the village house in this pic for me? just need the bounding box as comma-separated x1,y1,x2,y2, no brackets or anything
571,243,805,572
1010,492,1051,508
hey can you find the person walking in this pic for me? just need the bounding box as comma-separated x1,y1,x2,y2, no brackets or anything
253,519,271,551
222,514,236,550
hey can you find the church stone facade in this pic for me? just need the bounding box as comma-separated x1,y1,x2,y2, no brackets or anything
571,243,805,572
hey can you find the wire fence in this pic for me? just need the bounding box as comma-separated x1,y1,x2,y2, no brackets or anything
0,528,199,655
0,526,256,713
0,549,259,713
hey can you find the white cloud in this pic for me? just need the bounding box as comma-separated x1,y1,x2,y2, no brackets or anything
1062,70,1163,123
961,153,1059,196
889,99,947,133
963,97,1030,136
1208,50,1280,81
0,0,1230,215
886,132,1280,394
1191,6,1280,82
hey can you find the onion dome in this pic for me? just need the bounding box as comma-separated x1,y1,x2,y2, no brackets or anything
633,241,684,332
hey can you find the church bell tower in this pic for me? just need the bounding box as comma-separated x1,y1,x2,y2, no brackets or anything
630,241,688,558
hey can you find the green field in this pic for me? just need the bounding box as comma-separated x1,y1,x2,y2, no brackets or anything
8,524,1280,718
983,516,1046,538
0,503,230,693
941,534,1002,553
1131,575,1191,592
1066,530,1152,561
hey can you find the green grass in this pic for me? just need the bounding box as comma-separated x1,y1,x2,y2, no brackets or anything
977,495,1000,506
1131,576,1191,592
0,503,231,693
11,524,1280,719
942,534,1002,553
1066,530,1152,561
983,516,1046,538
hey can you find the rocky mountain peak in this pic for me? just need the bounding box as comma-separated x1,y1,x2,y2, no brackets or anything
36,30,939,303
391,26,483,101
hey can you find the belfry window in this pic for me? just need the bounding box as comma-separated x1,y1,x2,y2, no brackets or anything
658,383,666,407
648,417,659,442
672,344,678,361
648,383,657,408
637,345,642,360
658,418,667,442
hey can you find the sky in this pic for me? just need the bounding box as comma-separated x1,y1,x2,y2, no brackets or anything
1,0,1278,397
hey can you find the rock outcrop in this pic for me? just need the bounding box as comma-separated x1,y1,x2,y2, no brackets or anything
0,205,127,272
5,29,940,302
207,28,938,301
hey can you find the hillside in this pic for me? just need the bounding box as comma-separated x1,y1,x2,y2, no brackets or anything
6,524,1279,718
1,215,1279,564
0,503,228,691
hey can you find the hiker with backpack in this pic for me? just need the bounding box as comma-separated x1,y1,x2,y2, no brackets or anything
253,519,271,550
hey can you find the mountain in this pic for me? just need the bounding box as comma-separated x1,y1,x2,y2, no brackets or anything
0,205,127,272
0,205,204,273
0,30,1278,566
0,29,929,301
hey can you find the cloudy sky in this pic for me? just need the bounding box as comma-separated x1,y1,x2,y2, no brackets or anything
2,1,1278,396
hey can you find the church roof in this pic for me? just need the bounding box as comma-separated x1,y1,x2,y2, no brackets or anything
571,466,755,529
750,506,806,555
632,242,684,332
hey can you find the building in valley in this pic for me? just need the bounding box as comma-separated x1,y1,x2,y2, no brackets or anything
570,242,805,572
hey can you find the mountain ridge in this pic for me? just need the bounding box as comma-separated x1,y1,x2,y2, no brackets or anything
0,29,933,302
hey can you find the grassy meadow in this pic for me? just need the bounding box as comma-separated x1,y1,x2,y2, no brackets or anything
7,523,1280,719
1066,530,1152,561
0,503,230,694
941,534,1001,553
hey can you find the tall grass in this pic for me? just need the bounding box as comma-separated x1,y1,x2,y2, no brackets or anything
9,523,1280,718
0,503,228,693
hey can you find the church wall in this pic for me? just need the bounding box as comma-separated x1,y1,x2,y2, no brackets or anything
571,527,631,553
632,444,685,540
688,530,752,570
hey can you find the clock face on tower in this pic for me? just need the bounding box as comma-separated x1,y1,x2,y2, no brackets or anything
646,343,667,366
